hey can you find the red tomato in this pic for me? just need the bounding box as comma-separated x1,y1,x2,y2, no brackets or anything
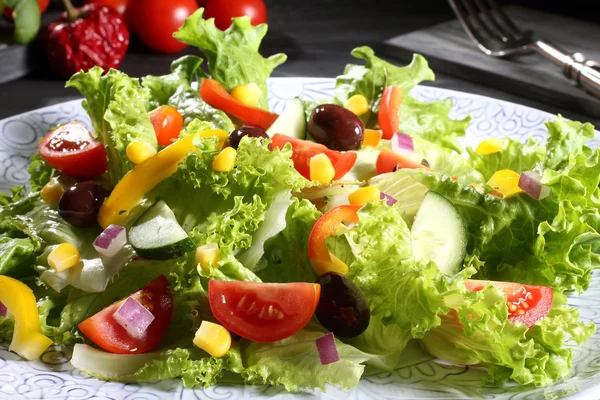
464,279,553,328
209,280,320,342
270,134,357,180
38,121,108,179
375,148,429,175
204,0,267,30
200,79,279,129
308,205,360,262
87,0,134,30
78,275,173,354
378,86,403,140
149,105,184,146
133,0,197,53
3,0,50,19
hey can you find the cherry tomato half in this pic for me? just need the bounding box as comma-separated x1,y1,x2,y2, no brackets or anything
465,279,553,328
375,148,429,175
270,134,357,181
204,0,267,30
208,280,320,343
38,121,108,179
133,0,198,53
78,275,173,354
149,105,184,146
308,205,360,262
3,0,50,20
378,86,403,140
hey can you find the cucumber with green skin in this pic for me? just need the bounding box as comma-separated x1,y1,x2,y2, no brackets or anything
411,191,468,275
128,200,195,260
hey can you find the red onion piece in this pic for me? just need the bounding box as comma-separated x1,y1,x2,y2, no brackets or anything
380,191,398,206
0,301,7,318
391,132,414,153
518,171,551,200
315,332,340,365
93,225,127,257
113,296,155,338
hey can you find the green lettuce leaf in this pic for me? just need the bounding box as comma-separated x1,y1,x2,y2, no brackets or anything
0,236,36,277
66,67,157,185
175,8,286,110
544,116,595,170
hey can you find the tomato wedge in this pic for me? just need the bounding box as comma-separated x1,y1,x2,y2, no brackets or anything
200,78,279,130
465,279,553,328
149,105,184,146
375,148,429,175
38,121,107,179
271,134,357,180
308,205,360,262
378,86,403,140
208,280,321,343
78,275,173,354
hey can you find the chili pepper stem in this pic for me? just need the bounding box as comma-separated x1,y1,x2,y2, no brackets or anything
62,0,79,21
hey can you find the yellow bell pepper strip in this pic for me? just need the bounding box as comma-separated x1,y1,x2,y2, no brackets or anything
97,134,197,229
0,276,53,360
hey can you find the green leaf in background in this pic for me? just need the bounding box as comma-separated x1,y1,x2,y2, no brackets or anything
4,0,40,44
175,8,286,110
544,115,595,170
66,67,157,185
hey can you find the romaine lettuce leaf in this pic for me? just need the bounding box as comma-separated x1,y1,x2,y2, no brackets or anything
0,237,36,277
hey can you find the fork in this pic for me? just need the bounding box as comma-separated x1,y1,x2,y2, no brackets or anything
448,0,600,100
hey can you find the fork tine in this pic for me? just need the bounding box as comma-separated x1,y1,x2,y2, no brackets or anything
449,0,491,51
474,0,510,41
484,0,524,38
457,0,498,42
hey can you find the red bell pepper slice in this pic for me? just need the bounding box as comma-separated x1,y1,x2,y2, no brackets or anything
375,148,431,175
378,86,403,140
308,205,360,262
200,79,279,130
271,134,357,181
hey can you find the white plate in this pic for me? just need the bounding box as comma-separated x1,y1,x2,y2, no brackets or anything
1,78,599,400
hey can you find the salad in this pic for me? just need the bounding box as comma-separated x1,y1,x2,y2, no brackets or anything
1,8,599,393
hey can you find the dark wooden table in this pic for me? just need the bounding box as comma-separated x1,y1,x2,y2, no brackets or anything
0,0,598,126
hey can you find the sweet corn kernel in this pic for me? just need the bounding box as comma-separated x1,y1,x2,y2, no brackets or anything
126,141,157,165
47,243,80,272
196,243,220,272
344,94,369,116
348,186,380,207
487,169,523,198
193,321,231,358
476,138,504,155
310,153,335,183
212,147,237,172
40,177,64,205
199,129,229,150
363,129,382,147
231,83,262,106
311,253,348,276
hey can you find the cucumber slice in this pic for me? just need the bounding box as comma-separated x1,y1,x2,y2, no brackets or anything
128,200,195,260
410,191,467,275
266,97,306,139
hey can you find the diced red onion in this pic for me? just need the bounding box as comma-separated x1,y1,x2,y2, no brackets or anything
518,171,551,200
0,301,7,318
421,159,430,168
93,225,127,257
113,296,155,338
391,132,414,153
380,192,397,206
315,332,340,365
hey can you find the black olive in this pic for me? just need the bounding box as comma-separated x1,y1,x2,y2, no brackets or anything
228,126,268,149
307,104,365,151
58,181,110,228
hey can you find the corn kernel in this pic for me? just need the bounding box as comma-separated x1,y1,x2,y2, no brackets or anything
231,83,262,106
309,153,335,183
476,138,504,155
196,243,220,272
212,147,237,172
363,129,382,147
344,94,369,116
199,129,229,151
486,169,523,198
47,243,80,272
348,186,380,207
126,141,157,165
40,177,64,205
311,253,348,276
193,321,231,358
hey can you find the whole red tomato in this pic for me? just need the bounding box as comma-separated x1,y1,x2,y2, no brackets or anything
204,0,267,30
86,0,135,30
3,0,50,20
133,0,197,53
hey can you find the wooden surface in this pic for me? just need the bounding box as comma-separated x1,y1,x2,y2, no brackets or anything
383,5,600,118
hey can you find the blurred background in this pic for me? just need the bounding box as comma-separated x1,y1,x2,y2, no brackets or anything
0,0,598,121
